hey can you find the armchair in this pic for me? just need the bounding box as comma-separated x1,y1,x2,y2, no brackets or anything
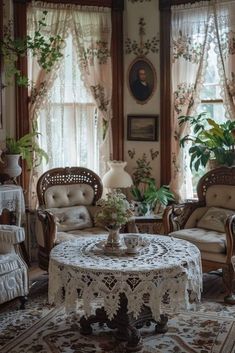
163,166,235,304
36,167,106,270
0,225,28,308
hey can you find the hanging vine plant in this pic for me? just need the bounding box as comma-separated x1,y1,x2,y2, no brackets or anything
0,11,64,87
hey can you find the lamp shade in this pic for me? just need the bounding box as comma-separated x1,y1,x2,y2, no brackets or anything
102,161,133,188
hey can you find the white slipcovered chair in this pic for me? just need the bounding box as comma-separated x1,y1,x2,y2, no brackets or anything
0,225,28,308
36,167,107,270
163,166,235,304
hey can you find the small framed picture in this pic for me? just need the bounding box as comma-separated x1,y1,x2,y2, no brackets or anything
127,115,159,141
128,57,156,104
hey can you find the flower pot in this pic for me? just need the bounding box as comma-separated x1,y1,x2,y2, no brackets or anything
4,154,22,178
132,201,151,216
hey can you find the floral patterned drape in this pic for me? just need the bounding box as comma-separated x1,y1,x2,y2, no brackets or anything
27,3,71,208
171,2,212,201
214,1,235,119
72,8,112,176
171,0,235,202
27,2,112,208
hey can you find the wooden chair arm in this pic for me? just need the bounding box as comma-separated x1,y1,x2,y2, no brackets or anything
37,209,57,254
163,201,203,234
225,214,235,262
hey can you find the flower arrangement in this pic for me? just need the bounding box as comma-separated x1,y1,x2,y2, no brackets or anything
95,191,133,230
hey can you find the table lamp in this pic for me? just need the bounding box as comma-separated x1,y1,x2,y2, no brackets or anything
102,161,133,189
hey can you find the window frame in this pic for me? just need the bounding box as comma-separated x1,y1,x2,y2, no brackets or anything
13,0,124,195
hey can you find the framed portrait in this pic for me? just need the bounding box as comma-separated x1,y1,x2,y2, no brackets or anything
127,115,158,141
128,57,156,104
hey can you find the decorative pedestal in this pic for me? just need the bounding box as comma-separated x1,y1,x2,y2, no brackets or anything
80,293,168,353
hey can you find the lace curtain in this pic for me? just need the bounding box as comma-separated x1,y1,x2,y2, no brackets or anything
171,2,211,201
171,0,235,201
27,2,112,208
214,1,235,119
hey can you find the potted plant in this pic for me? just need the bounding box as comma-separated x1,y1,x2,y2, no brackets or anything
179,113,235,171
130,154,174,215
1,131,48,178
95,191,133,254
131,178,175,215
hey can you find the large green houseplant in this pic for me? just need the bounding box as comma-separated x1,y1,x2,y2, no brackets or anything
131,154,174,215
179,113,235,171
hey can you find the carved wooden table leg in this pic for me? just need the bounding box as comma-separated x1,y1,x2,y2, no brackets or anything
79,293,168,352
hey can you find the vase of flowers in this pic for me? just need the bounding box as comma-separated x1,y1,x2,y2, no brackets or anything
95,191,133,255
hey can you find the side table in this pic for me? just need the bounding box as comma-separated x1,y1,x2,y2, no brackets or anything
0,185,29,265
127,214,164,235
49,235,202,352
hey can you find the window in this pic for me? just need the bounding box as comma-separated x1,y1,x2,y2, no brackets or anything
191,42,227,194
37,34,103,174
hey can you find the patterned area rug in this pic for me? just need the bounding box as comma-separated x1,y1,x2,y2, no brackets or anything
0,273,235,353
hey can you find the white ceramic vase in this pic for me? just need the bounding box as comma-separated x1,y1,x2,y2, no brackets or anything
4,154,22,178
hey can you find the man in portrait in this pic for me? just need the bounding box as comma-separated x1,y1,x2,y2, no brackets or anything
131,67,150,101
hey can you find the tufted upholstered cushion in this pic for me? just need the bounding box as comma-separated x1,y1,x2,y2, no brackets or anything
205,185,235,209
170,228,226,254
44,184,95,209
197,207,234,233
48,206,93,232
184,207,208,228
56,227,107,243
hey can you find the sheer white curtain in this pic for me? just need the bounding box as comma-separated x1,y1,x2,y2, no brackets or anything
27,2,112,208
214,0,235,119
27,3,71,208
38,34,102,172
171,0,235,202
171,2,212,201
72,7,112,176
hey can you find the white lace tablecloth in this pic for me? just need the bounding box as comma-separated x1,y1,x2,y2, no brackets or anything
49,234,202,321
0,185,25,225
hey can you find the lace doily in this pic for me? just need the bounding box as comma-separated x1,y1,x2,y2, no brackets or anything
49,234,202,321
0,186,25,226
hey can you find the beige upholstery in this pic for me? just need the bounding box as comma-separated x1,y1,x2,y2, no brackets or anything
36,167,105,270
170,185,235,257
48,206,93,232
164,167,235,303
0,225,28,305
184,207,208,228
170,228,226,254
56,227,106,243
44,184,95,208
197,207,234,233
205,185,235,209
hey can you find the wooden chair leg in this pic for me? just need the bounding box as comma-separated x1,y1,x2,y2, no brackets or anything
19,296,28,310
222,266,235,304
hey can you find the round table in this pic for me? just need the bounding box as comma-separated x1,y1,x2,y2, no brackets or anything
49,234,202,352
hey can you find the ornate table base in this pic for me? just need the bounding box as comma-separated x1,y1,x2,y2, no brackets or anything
80,293,168,353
